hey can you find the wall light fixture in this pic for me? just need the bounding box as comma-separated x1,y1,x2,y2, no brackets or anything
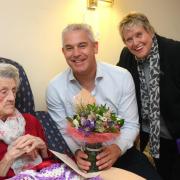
87,0,98,9
100,0,114,4
87,0,114,10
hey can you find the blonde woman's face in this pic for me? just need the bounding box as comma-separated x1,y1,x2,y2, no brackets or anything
123,24,154,59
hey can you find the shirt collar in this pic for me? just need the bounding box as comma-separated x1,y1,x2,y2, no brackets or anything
69,68,76,82
68,62,103,83
96,62,103,80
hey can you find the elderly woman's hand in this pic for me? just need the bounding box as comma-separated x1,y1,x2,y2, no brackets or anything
0,134,48,177
12,134,48,159
5,144,27,162
0,144,27,177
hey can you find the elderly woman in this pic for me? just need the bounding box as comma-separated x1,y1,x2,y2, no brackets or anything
0,63,102,180
0,63,49,179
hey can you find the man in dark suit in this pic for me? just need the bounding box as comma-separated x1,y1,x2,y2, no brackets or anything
117,12,180,180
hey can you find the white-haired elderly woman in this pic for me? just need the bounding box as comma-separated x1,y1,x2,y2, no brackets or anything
0,63,50,179
0,63,101,180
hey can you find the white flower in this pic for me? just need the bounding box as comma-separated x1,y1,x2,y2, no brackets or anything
102,117,108,122
73,119,79,128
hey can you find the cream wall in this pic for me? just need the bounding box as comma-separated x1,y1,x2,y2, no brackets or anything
0,0,180,110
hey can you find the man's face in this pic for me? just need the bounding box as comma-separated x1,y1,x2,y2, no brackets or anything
0,77,17,121
62,30,98,76
123,25,153,59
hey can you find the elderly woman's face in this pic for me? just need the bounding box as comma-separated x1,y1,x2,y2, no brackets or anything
123,24,154,59
0,77,17,120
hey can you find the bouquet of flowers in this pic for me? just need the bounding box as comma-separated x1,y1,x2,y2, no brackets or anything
67,89,124,172
67,89,124,144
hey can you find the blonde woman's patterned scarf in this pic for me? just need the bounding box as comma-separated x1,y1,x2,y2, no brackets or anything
137,36,160,158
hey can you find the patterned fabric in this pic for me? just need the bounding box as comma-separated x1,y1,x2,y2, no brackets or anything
0,57,35,114
35,111,73,157
0,109,25,144
137,36,160,158
9,163,102,180
0,57,72,157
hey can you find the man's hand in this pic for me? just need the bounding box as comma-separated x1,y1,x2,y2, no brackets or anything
75,149,91,172
96,144,122,170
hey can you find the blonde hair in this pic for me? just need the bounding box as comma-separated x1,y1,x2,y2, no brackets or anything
62,23,95,46
119,12,155,42
0,63,20,87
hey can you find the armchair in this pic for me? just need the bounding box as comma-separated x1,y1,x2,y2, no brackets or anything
0,57,73,157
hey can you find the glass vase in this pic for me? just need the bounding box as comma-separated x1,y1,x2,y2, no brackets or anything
84,143,102,172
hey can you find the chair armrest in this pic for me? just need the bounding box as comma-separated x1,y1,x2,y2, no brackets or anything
35,111,73,157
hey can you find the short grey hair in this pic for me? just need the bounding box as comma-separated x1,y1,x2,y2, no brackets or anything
119,12,155,42
62,23,96,46
0,63,20,88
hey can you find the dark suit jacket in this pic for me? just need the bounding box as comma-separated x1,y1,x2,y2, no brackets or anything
117,34,180,139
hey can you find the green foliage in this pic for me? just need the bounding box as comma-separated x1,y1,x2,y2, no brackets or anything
67,103,124,134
